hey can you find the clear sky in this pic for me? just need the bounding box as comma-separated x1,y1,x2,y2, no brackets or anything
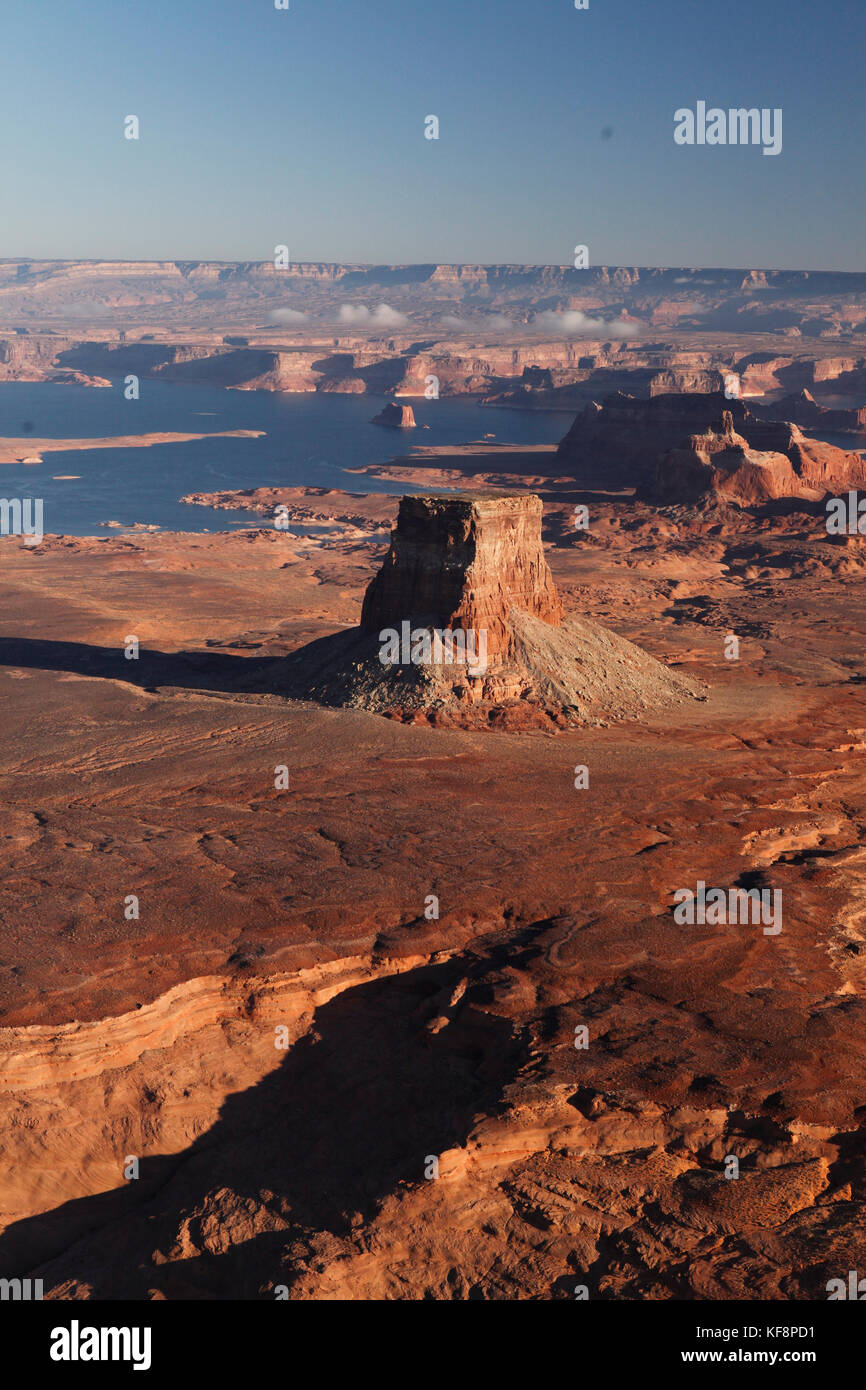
1,0,863,269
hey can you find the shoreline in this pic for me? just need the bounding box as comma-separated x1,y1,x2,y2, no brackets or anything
0,428,265,465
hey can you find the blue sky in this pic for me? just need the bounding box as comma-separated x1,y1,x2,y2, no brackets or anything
0,0,863,268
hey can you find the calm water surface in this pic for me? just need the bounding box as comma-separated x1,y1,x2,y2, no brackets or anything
0,381,570,535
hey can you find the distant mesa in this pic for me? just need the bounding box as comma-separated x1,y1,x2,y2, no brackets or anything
286,491,703,730
557,390,866,503
751,388,866,435
371,403,416,429
646,411,802,505
643,407,866,506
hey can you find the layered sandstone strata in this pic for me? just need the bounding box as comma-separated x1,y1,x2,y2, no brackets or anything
288,491,702,727
649,412,801,505
559,390,866,498
361,492,563,665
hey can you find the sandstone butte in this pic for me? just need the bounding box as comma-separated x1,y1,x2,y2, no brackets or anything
371,403,417,428
361,492,564,662
286,491,704,729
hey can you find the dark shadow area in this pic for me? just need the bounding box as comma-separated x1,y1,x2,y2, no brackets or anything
0,957,525,1299
0,636,291,699
0,628,432,711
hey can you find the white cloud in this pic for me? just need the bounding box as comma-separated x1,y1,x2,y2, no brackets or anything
338,303,408,328
533,310,639,339
269,308,308,324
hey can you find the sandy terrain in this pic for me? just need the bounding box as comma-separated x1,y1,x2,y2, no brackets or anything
0,430,264,465
1,437,865,1298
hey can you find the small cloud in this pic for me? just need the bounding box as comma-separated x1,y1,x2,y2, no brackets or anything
534,310,639,339
269,308,308,324
338,304,408,328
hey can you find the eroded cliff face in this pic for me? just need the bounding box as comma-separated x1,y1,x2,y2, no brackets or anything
560,392,866,501
557,391,754,486
361,493,563,664
649,413,802,505
288,492,702,727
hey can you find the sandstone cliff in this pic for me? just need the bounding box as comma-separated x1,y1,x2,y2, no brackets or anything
288,491,702,727
558,391,866,502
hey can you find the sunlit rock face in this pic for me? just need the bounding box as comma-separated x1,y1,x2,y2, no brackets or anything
558,391,866,500
360,492,563,665
280,490,702,730
371,403,417,428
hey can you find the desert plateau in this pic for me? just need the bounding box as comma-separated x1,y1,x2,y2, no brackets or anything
2,1,866,1363
3,370,866,1307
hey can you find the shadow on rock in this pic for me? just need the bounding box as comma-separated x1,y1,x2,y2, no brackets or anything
0,957,525,1299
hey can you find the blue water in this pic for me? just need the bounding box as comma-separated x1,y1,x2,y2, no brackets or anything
813,430,866,452
0,382,569,536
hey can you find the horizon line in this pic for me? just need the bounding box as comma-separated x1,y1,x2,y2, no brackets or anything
1,258,865,277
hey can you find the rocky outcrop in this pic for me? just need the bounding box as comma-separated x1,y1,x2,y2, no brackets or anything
558,391,866,501
371,403,416,428
752,389,866,434
360,493,562,664
649,412,801,505
287,491,703,727
557,391,757,487
647,410,866,505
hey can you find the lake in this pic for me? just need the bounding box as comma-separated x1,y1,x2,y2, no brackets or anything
0,381,572,536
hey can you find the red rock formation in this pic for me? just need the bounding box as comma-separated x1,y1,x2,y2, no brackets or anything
647,410,866,505
649,413,801,505
753,389,866,434
559,391,866,501
557,391,755,486
361,492,562,664
289,491,702,727
371,403,417,428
